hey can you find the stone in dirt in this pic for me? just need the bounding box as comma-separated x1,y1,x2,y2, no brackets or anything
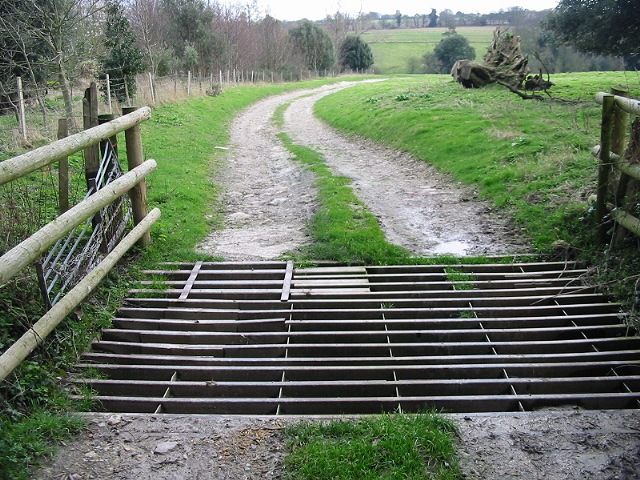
153,442,179,455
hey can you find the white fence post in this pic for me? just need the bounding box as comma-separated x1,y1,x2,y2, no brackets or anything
16,76,27,142
105,73,113,114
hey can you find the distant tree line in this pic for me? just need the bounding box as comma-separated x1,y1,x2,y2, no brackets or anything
393,2,632,75
0,0,636,125
0,0,374,124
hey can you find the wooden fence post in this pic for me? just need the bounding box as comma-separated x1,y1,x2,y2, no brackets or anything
105,73,113,114
122,106,151,247
83,82,100,193
16,76,27,142
123,75,131,106
57,119,69,214
611,88,630,204
148,72,156,104
595,93,615,243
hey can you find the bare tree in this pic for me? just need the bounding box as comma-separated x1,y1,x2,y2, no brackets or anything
257,15,296,73
325,11,351,50
0,16,48,123
2,0,105,130
127,0,167,75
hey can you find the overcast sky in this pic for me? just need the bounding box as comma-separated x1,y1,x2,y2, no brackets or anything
255,0,559,21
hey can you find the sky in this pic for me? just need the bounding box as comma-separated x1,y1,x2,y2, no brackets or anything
256,0,559,21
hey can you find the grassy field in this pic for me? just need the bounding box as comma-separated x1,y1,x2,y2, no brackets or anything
363,27,496,74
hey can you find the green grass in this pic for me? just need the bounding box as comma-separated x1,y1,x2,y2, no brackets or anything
274,103,412,265
364,27,496,74
444,267,476,290
0,410,85,480
284,413,460,480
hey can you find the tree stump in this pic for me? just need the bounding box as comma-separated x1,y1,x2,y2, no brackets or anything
451,28,537,92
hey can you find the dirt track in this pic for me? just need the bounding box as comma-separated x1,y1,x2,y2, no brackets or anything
198,81,527,259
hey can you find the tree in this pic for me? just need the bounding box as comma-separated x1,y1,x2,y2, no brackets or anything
339,35,374,71
395,11,402,27
162,0,214,68
325,11,352,51
258,15,295,73
100,0,146,103
289,20,335,72
182,42,198,71
0,0,104,129
544,0,639,62
432,33,475,73
428,9,438,27
127,0,167,76
439,9,456,28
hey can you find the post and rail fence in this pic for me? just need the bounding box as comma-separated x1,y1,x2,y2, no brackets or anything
593,89,640,244
0,100,159,381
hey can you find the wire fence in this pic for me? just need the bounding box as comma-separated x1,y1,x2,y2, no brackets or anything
0,67,372,154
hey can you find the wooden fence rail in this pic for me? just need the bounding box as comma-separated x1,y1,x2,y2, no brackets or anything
0,107,158,381
594,91,640,243
0,107,151,186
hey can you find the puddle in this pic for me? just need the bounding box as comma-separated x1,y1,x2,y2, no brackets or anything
431,241,470,256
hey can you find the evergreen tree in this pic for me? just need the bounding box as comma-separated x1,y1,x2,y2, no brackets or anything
543,0,639,68
428,9,438,28
432,33,475,73
289,20,335,72
339,36,374,71
100,0,146,103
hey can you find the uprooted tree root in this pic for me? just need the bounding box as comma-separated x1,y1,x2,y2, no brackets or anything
451,27,554,99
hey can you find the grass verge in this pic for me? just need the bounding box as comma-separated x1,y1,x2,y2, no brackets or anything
283,413,460,480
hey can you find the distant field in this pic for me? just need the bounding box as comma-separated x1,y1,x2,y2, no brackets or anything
363,26,496,74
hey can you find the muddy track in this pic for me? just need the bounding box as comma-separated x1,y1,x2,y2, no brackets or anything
199,81,527,260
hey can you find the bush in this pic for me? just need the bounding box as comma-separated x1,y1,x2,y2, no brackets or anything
432,34,476,73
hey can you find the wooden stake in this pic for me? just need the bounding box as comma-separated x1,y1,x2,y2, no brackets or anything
57,119,69,214
595,94,615,243
105,73,113,114
148,72,156,104
16,76,27,142
83,82,100,193
122,106,151,247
